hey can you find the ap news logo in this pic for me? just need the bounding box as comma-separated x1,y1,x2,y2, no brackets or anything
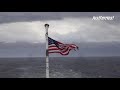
92,16,115,20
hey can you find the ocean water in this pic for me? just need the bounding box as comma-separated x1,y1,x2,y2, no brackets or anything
0,57,120,78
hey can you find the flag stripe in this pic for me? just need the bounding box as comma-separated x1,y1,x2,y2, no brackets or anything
48,37,78,55
49,46,72,55
49,48,72,55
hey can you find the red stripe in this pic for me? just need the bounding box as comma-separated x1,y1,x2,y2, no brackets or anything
57,41,63,44
49,48,71,55
49,48,73,55
49,47,72,55
49,45,70,52
61,48,73,55
49,46,75,53
61,46,73,53
49,45,56,47
48,44,62,48
49,46,58,49
60,46,69,53
60,47,72,55
49,48,58,50
48,41,78,55
49,50,61,53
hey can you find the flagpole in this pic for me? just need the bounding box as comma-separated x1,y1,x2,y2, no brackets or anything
45,24,49,78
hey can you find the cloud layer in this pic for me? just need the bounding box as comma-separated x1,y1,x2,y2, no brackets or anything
0,17,120,43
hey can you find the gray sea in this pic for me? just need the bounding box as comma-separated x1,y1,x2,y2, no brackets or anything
0,57,120,78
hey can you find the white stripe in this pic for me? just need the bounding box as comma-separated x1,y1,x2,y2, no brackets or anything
61,47,72,55
49,44,56,47
49,49,61,53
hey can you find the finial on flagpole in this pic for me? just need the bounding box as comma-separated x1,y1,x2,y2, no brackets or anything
45,24,49,28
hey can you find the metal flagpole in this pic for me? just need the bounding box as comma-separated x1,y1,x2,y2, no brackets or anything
44,24,49,78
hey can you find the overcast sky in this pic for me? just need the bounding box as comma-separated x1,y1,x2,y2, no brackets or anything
0,12,120,43
0,12,120,57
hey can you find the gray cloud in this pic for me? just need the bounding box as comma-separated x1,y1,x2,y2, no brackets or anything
0,12,120,24
0,12,120,43
0,12,120,57
49,18,120,43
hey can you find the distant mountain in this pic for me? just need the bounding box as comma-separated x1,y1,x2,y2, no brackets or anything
0,42,120,57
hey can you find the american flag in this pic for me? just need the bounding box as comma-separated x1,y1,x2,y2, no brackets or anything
48,37,79,55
